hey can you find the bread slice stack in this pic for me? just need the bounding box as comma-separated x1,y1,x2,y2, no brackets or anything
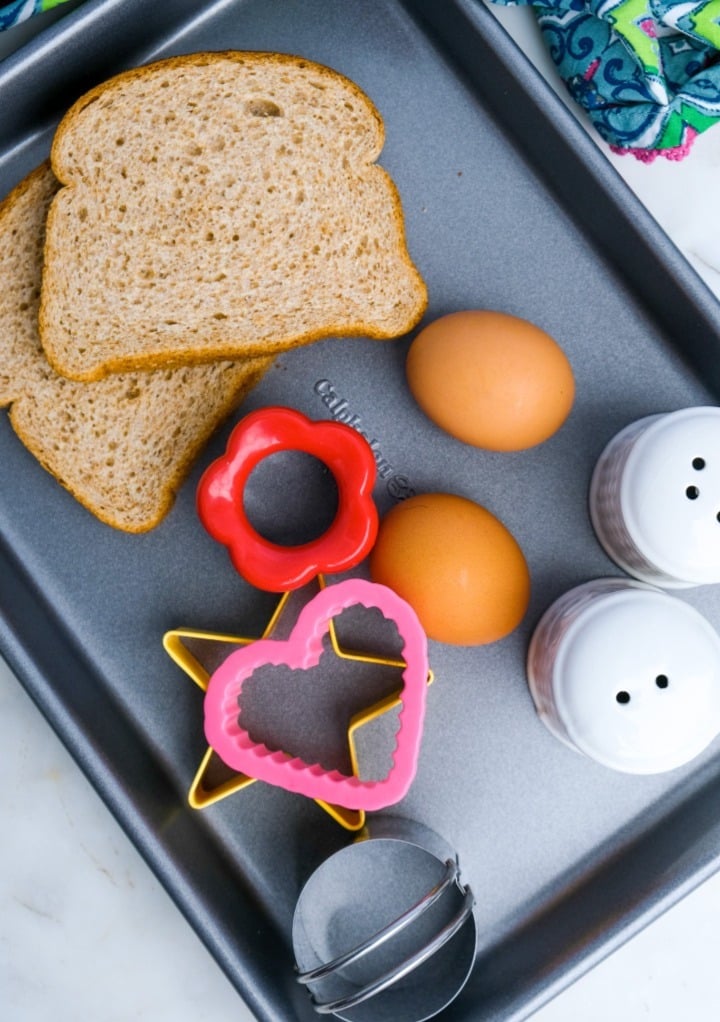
2,52,427,531
0,163,272,531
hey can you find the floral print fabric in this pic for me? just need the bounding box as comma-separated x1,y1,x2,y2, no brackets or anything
490,0,720,158
0,0,75,30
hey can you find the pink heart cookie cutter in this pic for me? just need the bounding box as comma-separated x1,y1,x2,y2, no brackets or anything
203,577,429,811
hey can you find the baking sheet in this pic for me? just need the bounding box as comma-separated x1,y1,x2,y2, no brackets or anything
3,1,720,1020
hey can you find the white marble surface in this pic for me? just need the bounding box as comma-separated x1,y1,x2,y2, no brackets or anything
4,3,720,1021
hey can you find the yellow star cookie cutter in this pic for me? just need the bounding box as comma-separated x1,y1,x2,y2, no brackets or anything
163,577,433,832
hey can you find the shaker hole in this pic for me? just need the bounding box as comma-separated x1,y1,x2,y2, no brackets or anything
686,486,700,500
692,457,706,470
655,674,669,689
616,691,631,705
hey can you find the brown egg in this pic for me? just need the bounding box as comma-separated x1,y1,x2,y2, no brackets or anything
406,310,575,451
369,492,530,645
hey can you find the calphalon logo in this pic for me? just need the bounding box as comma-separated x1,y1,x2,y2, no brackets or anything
314,379,415,501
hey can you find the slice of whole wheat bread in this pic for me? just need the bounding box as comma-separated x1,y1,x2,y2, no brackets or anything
40,51,428,381
1,163,271,533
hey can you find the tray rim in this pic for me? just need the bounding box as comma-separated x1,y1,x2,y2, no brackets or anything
2,1,720,1020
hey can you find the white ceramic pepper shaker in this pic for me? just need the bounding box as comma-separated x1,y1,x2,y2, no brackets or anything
589,407,720,587
527,578,720,773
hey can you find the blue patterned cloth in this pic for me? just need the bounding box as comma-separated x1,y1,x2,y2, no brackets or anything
489,0,720,159
0,0,75,30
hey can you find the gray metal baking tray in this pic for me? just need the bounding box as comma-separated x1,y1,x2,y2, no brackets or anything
3,1,720,1020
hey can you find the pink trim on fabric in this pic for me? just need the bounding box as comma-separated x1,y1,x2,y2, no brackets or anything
584,58,601,81
609,127,699,163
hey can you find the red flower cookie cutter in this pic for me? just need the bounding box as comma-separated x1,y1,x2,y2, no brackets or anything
203,577,429,811
197,406,379,591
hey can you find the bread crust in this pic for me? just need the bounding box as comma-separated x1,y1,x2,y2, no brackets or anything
50,51,388,167
40,51,428,381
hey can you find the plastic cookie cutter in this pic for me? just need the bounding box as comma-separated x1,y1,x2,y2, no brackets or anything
292,816,478,1022
163,576,434,830
197,406,379,591
203,577,429,812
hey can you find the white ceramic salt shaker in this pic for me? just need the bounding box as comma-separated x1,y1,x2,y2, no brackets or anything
589,406,720,587
527,578,720,773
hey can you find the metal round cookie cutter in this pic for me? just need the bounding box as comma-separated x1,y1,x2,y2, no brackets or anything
292,817,478,1022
